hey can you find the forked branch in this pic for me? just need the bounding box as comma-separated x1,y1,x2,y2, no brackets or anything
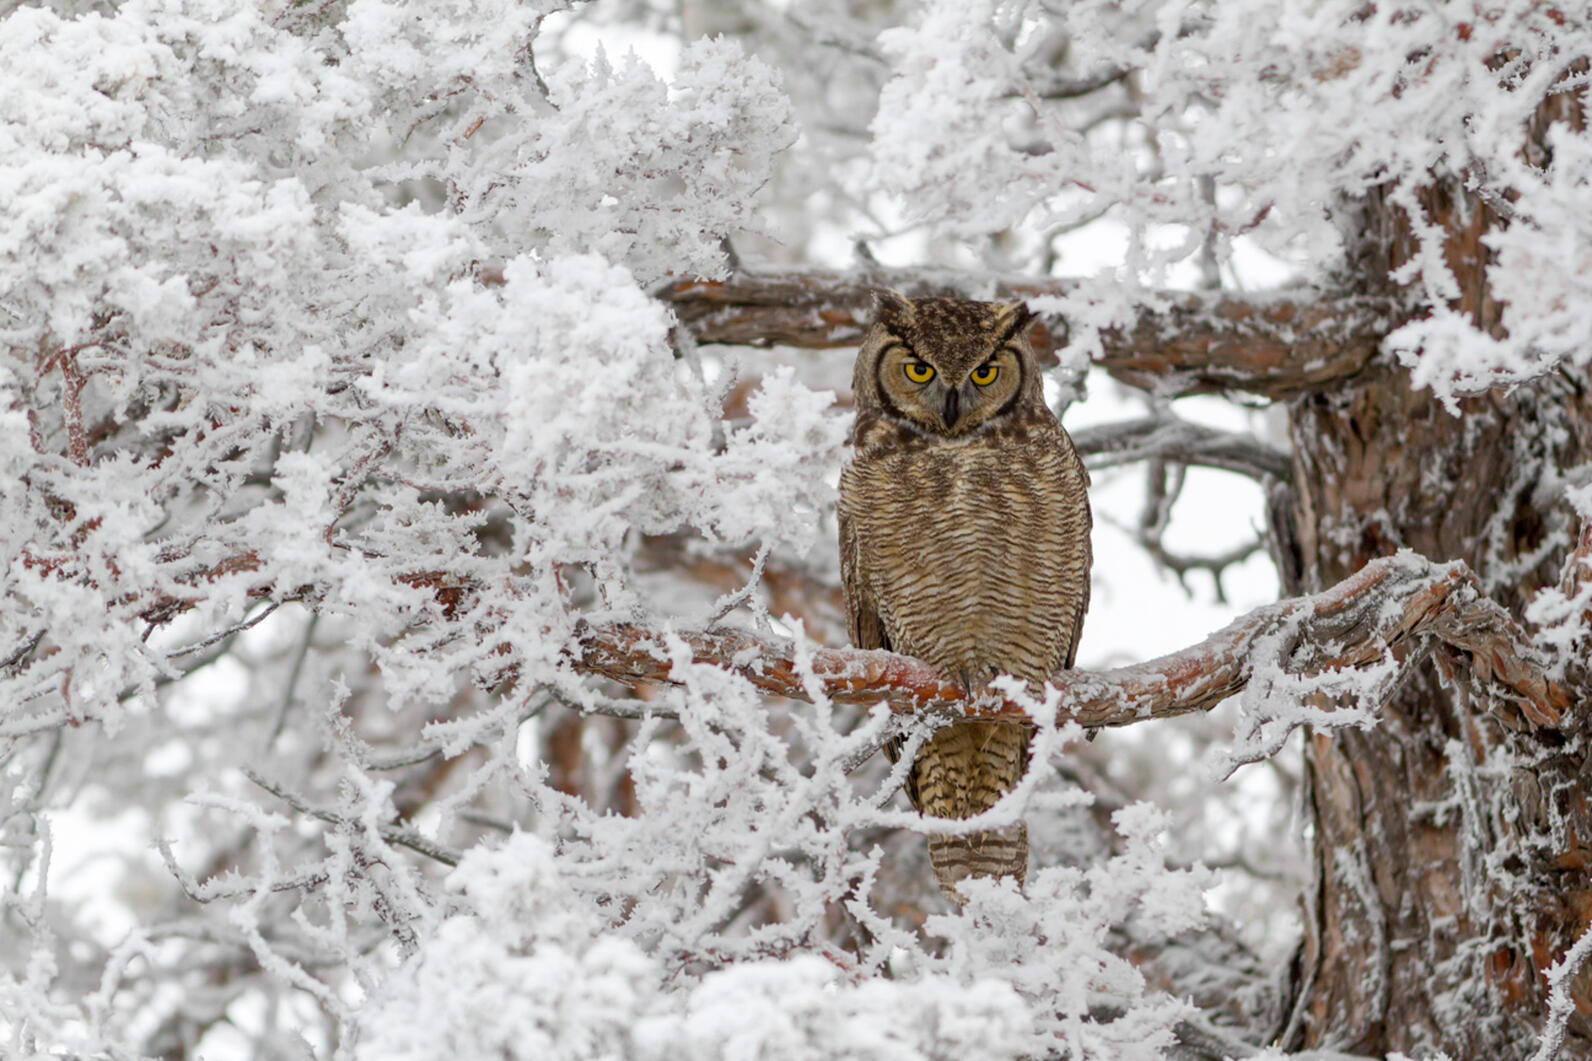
576,552,1570,732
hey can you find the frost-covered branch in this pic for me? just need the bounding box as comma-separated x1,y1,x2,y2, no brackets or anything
576,552,1570,734
659,272,1406,399
243,768,463,868
18,540,1568,747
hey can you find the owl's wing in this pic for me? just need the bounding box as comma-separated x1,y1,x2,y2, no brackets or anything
838,504,889,654
1059,443,1093,671
1062,577,1090,669
840,501,922,801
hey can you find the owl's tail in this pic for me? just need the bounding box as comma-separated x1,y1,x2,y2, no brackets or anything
909,720,1032,901
928,822,1029,898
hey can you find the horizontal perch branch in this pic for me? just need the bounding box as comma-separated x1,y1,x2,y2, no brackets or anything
659,271,1408,399
576,552,1570,731
12,545,1566,741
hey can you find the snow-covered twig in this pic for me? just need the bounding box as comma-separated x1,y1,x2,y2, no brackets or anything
243,768,462,868
1530,920,1592,1061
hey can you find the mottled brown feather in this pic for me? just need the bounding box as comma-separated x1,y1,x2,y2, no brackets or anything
839,294,1092,900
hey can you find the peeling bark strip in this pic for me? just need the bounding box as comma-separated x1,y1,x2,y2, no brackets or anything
576,553,1569,731
659,272,1407,399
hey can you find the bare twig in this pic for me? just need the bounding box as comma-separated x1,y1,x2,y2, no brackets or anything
268,612,319,747
1100,450,1270,603
1126,524,1267,604
1029,67,1132,99
1072,416,1292,482
456,809,517,834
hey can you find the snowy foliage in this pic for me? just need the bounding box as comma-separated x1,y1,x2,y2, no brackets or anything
2,0,1589,1058
354,809,1205,1061
869,0,1592,402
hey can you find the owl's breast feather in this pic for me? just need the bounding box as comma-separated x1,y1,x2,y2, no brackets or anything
841,430,1086,685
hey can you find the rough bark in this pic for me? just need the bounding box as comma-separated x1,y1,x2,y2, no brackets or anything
574,553,1569,734
1284,359,1592,1057
1279,87,1592,1059
661,274,1404,400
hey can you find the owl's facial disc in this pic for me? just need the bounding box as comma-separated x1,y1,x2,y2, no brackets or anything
868,305,1034,436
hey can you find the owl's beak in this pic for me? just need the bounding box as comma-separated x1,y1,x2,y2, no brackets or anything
942,389,960,429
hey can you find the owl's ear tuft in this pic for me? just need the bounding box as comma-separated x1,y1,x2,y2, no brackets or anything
995,300,1035,341
873,289,913,331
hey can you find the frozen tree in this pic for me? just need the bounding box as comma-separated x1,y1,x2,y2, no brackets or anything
2,1,1589,1059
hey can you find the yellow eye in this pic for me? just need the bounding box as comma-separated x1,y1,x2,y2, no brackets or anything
903,361,936,384
970,364,999,386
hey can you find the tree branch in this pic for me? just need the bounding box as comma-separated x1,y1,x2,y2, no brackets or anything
24,542,1567,744
1029,67,1133,99
658,271,1407,399
243,768,462,868
575,552,1570,733
1073,416,1292,482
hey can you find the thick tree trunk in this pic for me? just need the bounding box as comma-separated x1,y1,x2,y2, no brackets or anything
1281,113,1592,1055
1285,358,1592,1056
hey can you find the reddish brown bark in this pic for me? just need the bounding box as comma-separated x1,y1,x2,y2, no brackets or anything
546,715,587,798
661,274,1403,399
1279,75,1592,1058
1285,358,1592,1057
574,554,1570,733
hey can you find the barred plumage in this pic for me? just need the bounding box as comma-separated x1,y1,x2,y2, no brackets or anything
839,293,1092,900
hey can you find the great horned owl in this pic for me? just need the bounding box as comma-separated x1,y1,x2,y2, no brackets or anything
838,293,1092,900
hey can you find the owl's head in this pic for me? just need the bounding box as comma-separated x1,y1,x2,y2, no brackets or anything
853,292,1044,438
